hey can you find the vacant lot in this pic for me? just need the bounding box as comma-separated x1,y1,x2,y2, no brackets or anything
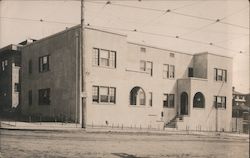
0,130,249,158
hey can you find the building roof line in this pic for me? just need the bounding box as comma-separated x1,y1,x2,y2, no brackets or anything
127,41,193,56
195,52,233,59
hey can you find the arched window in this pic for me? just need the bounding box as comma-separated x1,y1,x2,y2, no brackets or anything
193,92,205,108
130,87,146,105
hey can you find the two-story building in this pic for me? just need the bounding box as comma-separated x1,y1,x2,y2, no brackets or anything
232,87,250,133
21,25,232,131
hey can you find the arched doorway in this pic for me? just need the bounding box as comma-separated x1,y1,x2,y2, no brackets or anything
180,92,188,115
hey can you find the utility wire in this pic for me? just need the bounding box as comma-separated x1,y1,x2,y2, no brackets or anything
88,24,247,55
96,1,249,30
0,16,78,25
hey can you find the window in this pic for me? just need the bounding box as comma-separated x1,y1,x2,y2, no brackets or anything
130,87,146,106
163,94,168,107
163,64,175,79
163,64,169,79
140,60,153,76
140,60,146,71
92,48,116,68
193,92,205,108
139,91,145,105
109,51,116,68
214,68,227,82
169,65,175,78
140,47,146,52
28,90,32,106
149,92,152,106
170,53,175,57
188,67,194,77
100,50,109,67
38,88,51,105
92,86,99,103
100,87,109,103
214,96,226,109
28,60,32,74
1,61,4,71
109,87,116,103
93,48,99,66
39,55,50,72
14,83,20,92
163,94,175,108
1,60,7,71
92,86,116,104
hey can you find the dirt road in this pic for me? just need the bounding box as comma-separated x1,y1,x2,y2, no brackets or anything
0,129,248,158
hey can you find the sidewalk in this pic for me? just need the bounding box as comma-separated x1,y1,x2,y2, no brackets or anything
0,121,81,131
0,121,249,139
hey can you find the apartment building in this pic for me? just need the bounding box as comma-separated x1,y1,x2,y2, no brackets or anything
21,25,232,131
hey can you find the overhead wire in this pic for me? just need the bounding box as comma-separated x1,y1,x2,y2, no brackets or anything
95,1,249,30
88,24,248,55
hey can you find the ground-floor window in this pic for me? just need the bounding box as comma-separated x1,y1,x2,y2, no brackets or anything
92,86,116,104
28,90,32,106
214,96,226,109
163,94,175,108
38,88,50,105
130,87,146,106
193,92,205,108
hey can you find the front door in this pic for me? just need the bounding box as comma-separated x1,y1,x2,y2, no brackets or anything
180,92,188,115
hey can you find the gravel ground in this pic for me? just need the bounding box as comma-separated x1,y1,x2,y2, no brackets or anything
0,129,249,158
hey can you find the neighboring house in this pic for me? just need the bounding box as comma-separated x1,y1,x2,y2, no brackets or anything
21,25,232,131
0,39,35,113
0,44,21,112
231,87,250,133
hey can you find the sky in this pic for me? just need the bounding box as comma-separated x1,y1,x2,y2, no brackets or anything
0,0,249,93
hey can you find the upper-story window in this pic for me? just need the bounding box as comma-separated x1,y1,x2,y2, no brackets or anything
163,64,175,79
39,55,50,72
214,96,226,109
140,47,146,53
214,68,227,82
1,60,8,71
92,48,116,68
140,60,153,76
28,60,32,74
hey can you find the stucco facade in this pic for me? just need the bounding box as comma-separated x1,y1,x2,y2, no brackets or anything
21,26,232,131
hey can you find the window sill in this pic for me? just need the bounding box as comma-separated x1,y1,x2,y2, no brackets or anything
92,102,116,105
129,105,152,108
163,107,175,109
193,107,205,110
92,65,116,69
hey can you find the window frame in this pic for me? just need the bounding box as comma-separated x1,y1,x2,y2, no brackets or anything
214,96,227,109
140,60,153,76
214,68,227,82
193,92,205,108
92,85,116,104
163,64,175,79
38,88,51,105
39,55,50,73
163,93,175,108
92,48,116,68
28,90,32,106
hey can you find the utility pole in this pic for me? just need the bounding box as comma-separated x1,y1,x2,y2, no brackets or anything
81,0,87,128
